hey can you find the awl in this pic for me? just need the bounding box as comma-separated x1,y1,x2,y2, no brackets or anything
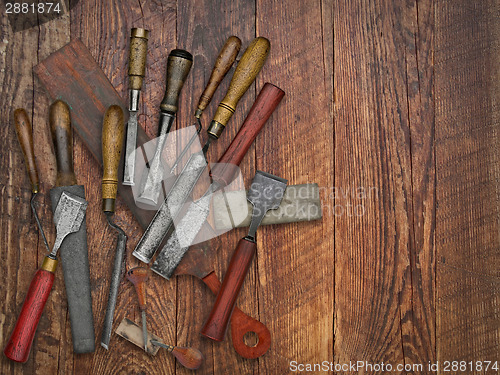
139,49,193,204
4,191,87,362
48,100,95,353
151,83,285,279
100,106,127,349
123,28,149,186
132,38,271,264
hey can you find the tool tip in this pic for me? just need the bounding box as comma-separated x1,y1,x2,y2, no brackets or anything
100,342,109,350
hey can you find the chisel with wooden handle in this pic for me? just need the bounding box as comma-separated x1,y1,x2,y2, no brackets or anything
100,105,127,349
4,191,88,362
170,36,242,172
139,49,193,204
48,100,95,354
123,28,149,186
12,108,50,252
151,83,285,279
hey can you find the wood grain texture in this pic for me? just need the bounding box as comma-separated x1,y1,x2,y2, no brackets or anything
435,0,500,368
1,0,499,374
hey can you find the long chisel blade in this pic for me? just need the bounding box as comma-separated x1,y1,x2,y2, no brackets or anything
151,188,215,279
123,111,138,185
132,151,207,263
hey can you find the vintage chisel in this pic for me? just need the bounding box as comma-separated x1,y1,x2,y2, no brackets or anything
132,40,272,265
201,171,287,341
170,35,241,172
151,83,285,279
48,100,95,354
123,28,149,186
139,49,193,204
100,106,127,350
12,108,50,252
4,191,88,363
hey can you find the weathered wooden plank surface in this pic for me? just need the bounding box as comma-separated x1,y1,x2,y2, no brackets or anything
256,0,335,373
435,0,500,368
0,0,499,374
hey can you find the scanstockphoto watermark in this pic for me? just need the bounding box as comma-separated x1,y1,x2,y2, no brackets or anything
318,185,379,217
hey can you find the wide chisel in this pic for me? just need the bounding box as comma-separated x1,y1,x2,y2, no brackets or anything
139,49,193,204
48,100,95,354
12,108,50,252
151,83,285,279
132,38,271,265
100,106,127,349
123,28,149,186
4,192,88,362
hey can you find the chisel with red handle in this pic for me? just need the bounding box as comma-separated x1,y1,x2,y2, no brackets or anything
4,191,88,362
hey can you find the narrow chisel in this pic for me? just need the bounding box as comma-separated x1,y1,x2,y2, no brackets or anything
100,106,127,350
12,108,50,252
139,49,193,204
123,28,149,186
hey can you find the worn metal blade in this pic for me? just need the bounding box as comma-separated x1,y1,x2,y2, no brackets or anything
51,191,88,256
132,151,208,263
151,184,216,279
123,111,138,185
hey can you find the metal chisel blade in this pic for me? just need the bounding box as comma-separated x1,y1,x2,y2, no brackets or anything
151,187,215,279
123,111,138,185
132,151,208,264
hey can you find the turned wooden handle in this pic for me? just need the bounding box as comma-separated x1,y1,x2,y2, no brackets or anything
201,271,271,358
211,83,284,187
171,346,204,370
102,105,125,213
12,108,39,194
201,237,257,341
160,49,193,114
50,100,77,187
196,36,242,117
128,28,149,90
4,256,57,363
126,267,148,310
208,37,270,138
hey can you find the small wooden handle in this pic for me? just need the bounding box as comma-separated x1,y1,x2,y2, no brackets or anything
12,108,39,193
102,105,125,212
4,257,57,363
196,36,242,117
126,267,148,310
160,49,193,114
201,271,271,358
201,237,257,341
50,100,77,187
211,83,284,187
171,346,204,370
208,37,270,138
128,28,150,90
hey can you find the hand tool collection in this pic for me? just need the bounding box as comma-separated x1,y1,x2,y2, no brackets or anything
4,30,322,367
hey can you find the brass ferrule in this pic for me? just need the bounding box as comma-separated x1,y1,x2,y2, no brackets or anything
207,120,225,139
194,108,203,119
102,198,116,213
131,28,150,39
41,256,58,273
32,183,40,194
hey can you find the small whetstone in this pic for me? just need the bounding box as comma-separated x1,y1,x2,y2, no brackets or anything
213,183,322,229
116,318,163,356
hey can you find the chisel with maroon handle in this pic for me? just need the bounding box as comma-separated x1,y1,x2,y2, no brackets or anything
201,171,287,342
